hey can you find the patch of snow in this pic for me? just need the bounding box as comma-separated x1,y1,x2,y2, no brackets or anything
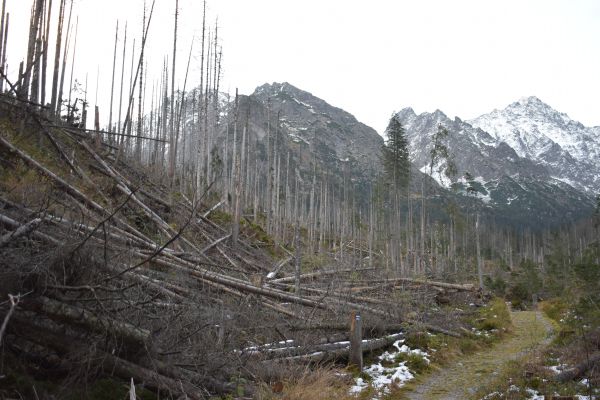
547,364,568,374
349,377,368,394
349,338,427,397
288,133,310,145
418,165,454,188
525,388,545,400
480,391,502,399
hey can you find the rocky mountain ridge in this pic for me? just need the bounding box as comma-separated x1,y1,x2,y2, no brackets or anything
394,96,598,226
468,96,600,193
218,83,596,227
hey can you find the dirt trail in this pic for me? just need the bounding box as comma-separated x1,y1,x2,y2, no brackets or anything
404,310,554,400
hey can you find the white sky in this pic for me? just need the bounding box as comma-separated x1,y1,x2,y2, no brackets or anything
4,0,600,133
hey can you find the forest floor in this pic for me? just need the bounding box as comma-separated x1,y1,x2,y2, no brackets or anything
402,309,554,400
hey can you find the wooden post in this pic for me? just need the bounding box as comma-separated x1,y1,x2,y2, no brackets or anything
349,311,363,371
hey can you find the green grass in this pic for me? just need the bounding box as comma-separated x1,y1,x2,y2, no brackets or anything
473,297,512,333
394,352,430,374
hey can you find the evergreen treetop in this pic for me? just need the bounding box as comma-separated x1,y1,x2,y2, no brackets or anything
382,115,410,189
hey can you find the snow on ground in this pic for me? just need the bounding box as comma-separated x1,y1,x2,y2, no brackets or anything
349,337,428,398
525,388,545,400
547,363,568,374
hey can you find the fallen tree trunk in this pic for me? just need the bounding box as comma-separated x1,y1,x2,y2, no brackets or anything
269,267,376,284
287,321,462,338
392,277,475,292
266,256,293,279
12,318,207,399
79,139,200,252
0,137,154,246
0,217,42,248
192,269,330,310
200,234,231,255
0,213,61,245
275,333,404,364
0,136,110,219
29,296,151,346
99,352,207,400
272,282,392,306
555,352,600,382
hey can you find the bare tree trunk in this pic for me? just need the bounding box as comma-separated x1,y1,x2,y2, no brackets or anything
294,220,301,294
24,0,44,100
173,35,195,180
135,5,146,163
66,16,77,122
40,0,52,106
231,89,241,243
168,0,178,180
203,31,212,186
117,22,127,134
0,0,7,79
266,98,272,229
108,21,119,136
56,0,72,117
50,0,65,113
0,12,8,94
476,213,483,290
195,0,206,193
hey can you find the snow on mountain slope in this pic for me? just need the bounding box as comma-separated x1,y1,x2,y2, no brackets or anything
396,107,547,188
468,97,600,192
394,98,597,226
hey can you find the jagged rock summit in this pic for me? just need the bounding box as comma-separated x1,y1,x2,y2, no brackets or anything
394,97,598,226
468,96,600,193
251,82,383,175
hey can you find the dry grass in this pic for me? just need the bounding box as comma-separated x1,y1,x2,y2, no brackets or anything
256,367,356,400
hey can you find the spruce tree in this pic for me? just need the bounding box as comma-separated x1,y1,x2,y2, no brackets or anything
382,115,410,189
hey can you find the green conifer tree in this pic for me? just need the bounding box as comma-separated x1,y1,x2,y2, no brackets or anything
382,115,410,189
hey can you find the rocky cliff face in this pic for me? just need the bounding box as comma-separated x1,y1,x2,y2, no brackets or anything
394,97,598,226
468,96,600,193
250,82,383,178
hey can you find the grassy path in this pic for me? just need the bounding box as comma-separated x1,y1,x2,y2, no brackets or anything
403,310,554,400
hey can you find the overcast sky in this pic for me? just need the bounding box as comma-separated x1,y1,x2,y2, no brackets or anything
5,0,600,133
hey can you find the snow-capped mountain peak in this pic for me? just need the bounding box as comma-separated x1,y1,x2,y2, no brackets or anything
466,97,600,193
393,96,598,226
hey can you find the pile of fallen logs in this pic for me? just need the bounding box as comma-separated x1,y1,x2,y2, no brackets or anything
0,100,477,398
